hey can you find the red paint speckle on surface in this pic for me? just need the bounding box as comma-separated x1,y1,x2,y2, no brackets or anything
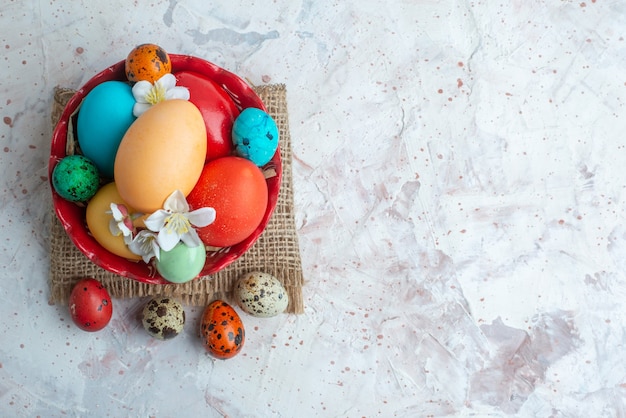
457,79,463,88
458,61,464,67
3,117,12,126
76,47,84,54
437,89,443,94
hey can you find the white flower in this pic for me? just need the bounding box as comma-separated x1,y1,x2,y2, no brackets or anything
132,73,190,117
143,190,216,252
128,230,160,263
109,203,134,244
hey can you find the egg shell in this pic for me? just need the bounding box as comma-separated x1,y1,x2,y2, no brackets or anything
174,70,239,162
125,44,172,83
187,156,268,248
52,155,100,202
76,81,136,178
232,107,279,167
142,297,185,340
200,300,245,359
68,278,113,332
155,242,206,284
85,182,142,261
114,99,207,213
234,271,288,317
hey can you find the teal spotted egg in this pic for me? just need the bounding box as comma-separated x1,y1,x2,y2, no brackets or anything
52,155,100,202
231,107,279,167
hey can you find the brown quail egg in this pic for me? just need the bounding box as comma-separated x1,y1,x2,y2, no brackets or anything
141,297,185,340
234,271,288,317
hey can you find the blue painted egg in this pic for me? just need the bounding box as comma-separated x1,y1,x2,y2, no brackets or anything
231,107,279,167
77,81,136,178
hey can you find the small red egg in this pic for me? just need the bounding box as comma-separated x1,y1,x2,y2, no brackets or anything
187,156,268,247
174,70,240,162
200,300,245,359
68,278,113,332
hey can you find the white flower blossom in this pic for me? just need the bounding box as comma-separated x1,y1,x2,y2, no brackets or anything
132,73,190,117
108,203,134,244
128,230,160,263
144,190,216,252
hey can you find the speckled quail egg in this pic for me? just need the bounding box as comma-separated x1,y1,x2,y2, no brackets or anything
141,297,185,340
234,271,288,317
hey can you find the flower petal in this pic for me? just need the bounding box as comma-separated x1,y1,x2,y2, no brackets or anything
110,203,123,221
165,86,190,101
109,219,122,236
132,80,153,102
163,190,189,213
187,207,216,228
180,229,202,247
123,233,134,246
144,209,169,232
151,239,161,261
128,230,159,263
157,228,181,252
156,73,176,90
133,102,152,117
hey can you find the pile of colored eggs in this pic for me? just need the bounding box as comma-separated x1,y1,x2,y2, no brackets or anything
51,44,279,284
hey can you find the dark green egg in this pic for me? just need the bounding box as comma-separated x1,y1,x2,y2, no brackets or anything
52,155,100,202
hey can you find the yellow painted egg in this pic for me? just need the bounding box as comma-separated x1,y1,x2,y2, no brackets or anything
114,99,207,213
86,182,142,261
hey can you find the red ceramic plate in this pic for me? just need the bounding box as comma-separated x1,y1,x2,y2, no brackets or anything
49,55,282,285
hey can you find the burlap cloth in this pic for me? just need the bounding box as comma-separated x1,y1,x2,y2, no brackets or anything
48,84,305,314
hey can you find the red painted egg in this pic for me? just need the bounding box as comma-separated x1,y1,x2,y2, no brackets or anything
174,70,240,162
68,278,113,332
200,300,245,359
187,156,268,248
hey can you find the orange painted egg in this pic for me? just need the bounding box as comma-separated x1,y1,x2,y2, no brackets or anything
114,99,207,214
125,43,172,83
200,300,245,359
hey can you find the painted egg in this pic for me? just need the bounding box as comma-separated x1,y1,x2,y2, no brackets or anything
125,43,172,83
142,297,185,340
76,81,136,178
174,71,239,162
187,157,268,248
232,107,279,167
114,99,207,213
155,242,206,284
52,155,100,202
68,278,113,332
200,300,245,359
234,271,288,317
85,182,142,261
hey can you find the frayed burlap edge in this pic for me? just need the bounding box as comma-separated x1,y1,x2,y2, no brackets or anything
48,84,305,314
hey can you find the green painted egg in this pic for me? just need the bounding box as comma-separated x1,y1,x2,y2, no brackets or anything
52,155,100,202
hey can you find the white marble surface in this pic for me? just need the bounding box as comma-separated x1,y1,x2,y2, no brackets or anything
1,0,626,416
